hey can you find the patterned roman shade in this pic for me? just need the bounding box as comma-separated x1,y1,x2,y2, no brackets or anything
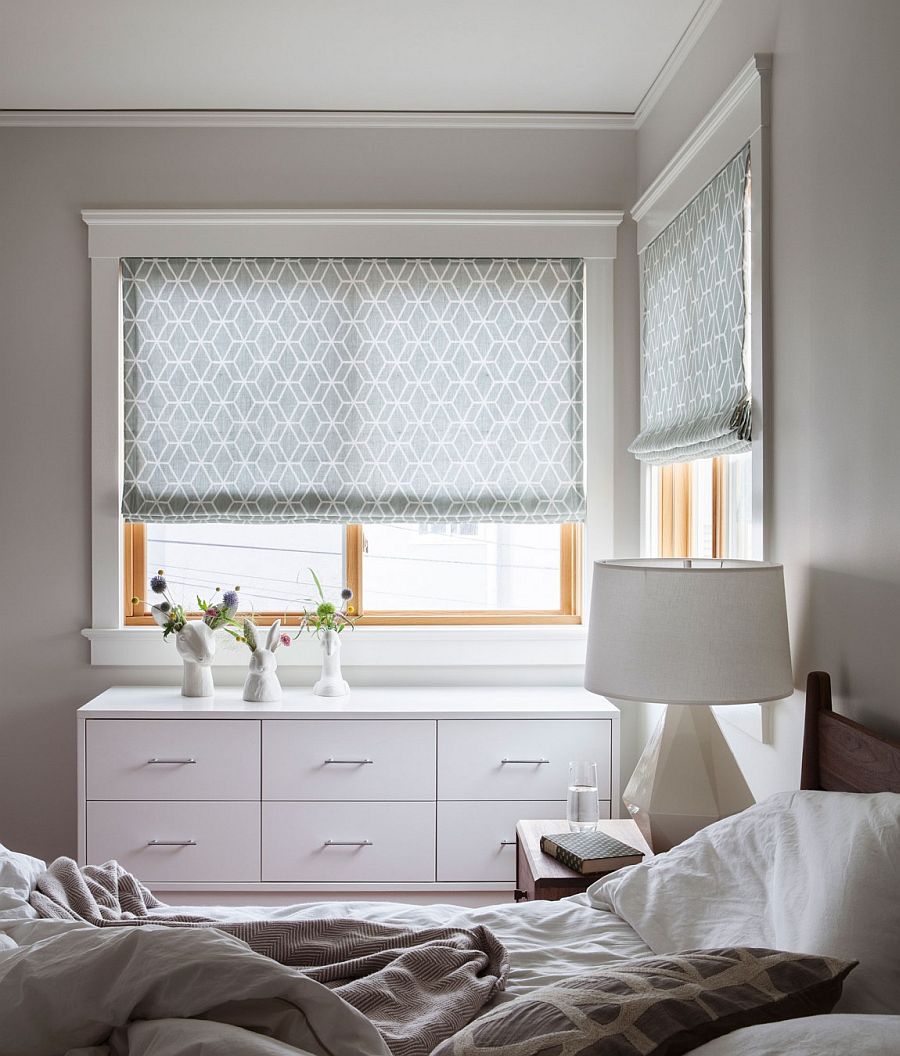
122,257,585,523
630,145,751,465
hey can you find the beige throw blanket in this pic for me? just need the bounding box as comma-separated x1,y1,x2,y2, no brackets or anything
29,857,509,1056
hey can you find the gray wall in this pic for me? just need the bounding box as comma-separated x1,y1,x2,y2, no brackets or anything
635,0,900,793
0,126,640,860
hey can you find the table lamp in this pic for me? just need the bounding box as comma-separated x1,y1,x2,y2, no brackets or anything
584,558,793,852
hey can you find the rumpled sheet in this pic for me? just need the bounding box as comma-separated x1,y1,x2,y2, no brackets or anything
0,921,390,1056
13,857,509,1056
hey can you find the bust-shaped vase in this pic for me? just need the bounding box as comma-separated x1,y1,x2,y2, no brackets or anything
313,628,350,697
175,621,216,698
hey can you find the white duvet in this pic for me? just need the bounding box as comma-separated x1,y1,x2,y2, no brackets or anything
4,791,900,1055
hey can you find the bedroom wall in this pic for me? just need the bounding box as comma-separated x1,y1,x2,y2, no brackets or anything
0,125,640,860
635,0,900,795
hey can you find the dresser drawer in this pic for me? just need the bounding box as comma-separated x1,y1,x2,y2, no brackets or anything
86,801,260,883
86,720,260,801
262,802,435,882
437,800,566,882
262,720,436,801
438,719,612,801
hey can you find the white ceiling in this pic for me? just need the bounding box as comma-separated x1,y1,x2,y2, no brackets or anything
0,0,711,115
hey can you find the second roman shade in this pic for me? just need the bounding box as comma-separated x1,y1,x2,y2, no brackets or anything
629,145,751,466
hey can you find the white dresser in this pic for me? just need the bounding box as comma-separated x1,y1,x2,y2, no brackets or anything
78,687,619,904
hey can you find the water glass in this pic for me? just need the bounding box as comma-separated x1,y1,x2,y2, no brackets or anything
567,760,600,831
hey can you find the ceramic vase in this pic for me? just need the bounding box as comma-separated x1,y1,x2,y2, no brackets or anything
174,621,216,698
242,620,284,703
313,628,350,697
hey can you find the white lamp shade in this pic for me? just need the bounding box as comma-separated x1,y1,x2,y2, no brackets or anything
584,559,793,705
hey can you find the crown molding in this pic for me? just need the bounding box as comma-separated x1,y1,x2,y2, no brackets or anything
632,53,772,233
633,0,724,128
0,109,636,131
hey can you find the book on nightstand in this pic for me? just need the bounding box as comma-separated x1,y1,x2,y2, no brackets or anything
540,829,645,875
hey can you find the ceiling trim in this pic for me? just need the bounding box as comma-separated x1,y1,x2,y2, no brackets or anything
0,109,636,130
633,0,724,129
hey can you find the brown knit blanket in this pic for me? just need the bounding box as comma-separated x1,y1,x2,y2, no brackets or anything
30,857,508,1056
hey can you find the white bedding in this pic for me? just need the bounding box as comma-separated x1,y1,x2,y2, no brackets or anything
4,792,900,1056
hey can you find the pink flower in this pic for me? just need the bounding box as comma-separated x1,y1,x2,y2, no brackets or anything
280,633,291,647
205,606,219,617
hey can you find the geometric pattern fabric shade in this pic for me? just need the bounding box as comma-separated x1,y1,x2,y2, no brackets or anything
122,257,585,523
629,145,751,465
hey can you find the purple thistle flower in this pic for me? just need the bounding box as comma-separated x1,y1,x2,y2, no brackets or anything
222,590,239,610
341,587,353,601
159,601,171,613
150,574,167,594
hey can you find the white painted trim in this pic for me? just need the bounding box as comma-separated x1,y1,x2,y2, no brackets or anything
83,209,624,260
86,209,622,666
583,259,615,619
713,702,771,745
632,53,772,251
633,0,724,129
0,109,635,130
81,625,590,668
90,257,123,628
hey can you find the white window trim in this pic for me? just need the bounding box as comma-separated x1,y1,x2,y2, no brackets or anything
633,53,772,563
632,55,773,744
81,208,623,667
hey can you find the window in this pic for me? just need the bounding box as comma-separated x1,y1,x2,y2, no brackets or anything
647,452,752,560
633,145,758,563
125,521,581,625
120,254,586,625
83,208,621,664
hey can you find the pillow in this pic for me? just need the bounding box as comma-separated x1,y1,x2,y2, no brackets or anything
688,1014,900,1056
432,948,854,1056
588,791,900,1014
0,843,45,919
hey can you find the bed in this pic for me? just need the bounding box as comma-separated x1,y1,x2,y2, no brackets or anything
1,670,898,1056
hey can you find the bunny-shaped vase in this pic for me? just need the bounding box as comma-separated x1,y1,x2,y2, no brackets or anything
174,620,216,698
242,619,283,703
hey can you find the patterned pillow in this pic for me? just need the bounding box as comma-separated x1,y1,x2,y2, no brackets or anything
433,948,856,1056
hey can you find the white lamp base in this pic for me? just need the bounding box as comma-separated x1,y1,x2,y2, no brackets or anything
623,703,754,853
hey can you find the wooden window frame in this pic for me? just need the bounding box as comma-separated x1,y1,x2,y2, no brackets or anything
124,522,582,627
657,457,726,560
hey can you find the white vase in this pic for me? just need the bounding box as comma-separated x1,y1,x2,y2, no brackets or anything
242,620,283,703
313,628,350,697
175,621,216,698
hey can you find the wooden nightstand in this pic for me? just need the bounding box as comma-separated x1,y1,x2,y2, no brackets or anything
515,818,653,901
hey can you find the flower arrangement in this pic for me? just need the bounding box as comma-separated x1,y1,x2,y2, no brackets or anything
296,569,357,637
230,617,292,652
132,571,242,639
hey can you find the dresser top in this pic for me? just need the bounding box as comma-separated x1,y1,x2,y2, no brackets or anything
79,685,619,720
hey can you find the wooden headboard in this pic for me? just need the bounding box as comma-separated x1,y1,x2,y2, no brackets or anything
800,670,900,792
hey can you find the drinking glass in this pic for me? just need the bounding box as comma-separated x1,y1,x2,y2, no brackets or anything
567,760,600,831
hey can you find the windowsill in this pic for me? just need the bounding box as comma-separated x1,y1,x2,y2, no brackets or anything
81,624,589,668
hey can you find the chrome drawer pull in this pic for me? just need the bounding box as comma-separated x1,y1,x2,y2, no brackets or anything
323,839,373,847
324,758,374,765
147,839,197,846
147,758,197,765
501,758,549,764
499,839,517,846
